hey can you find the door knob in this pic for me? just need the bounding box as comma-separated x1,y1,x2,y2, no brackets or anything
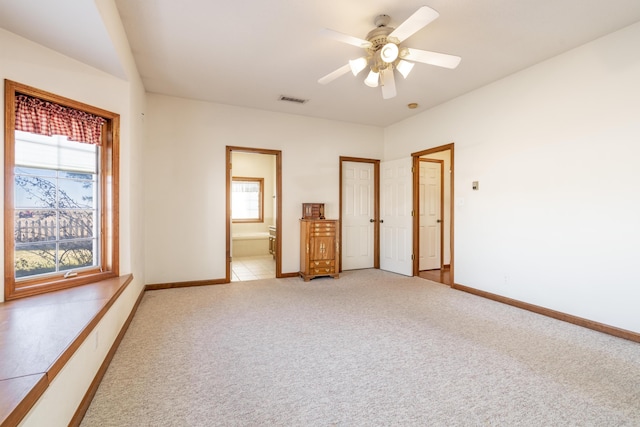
370,219,375,223
380,219,384,223
437,219,442,223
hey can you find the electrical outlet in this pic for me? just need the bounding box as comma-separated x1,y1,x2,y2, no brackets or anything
472,181,479,190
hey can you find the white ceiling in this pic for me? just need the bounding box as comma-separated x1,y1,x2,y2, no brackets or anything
2,1,640,127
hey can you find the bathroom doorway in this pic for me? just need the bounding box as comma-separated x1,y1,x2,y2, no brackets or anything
226,146,282,282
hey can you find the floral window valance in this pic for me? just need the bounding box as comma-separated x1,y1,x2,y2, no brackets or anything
15,94,106,145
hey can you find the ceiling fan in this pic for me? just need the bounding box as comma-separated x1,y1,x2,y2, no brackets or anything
318,6,461,99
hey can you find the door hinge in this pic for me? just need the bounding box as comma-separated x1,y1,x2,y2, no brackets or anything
411,210,414,216
411,254,415,260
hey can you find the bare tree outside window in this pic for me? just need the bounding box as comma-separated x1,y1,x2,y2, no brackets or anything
13,133,98,279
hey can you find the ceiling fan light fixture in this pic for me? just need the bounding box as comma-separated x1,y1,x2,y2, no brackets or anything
396,60,415,78
349,57,368,76
364,69,379,87
380,42,399,63
318,6,460,99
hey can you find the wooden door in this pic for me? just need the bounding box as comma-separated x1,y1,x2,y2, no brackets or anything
342,161,374,270
419,160,442,270
380,157,413,276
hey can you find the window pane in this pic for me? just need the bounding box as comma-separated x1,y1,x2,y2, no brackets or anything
58,176,96,209
232,180,261,220
59,210,94,240
15,210,57,243
59,240,95,271
15,242,56,278
15,174,57,209
15,166,57,177
60,171,93,180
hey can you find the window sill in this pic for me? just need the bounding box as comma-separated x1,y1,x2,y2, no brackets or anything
0,274,133,426
7,271,118,301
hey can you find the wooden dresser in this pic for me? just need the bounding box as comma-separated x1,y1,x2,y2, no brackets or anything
299,219,339,281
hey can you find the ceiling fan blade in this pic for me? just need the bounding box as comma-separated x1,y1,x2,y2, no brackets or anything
401,48,461,69
381,68,397,99
388,6,439,43
319,28,372,48
318,63,352,84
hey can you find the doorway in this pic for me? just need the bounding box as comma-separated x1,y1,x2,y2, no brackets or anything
412,144,454,285
340,155,415,277
226,146,282,282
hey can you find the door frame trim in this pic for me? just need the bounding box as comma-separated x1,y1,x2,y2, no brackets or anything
226,146,282,281
339,156,380,271
412,143,455,284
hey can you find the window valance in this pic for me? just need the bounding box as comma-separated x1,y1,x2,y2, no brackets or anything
15,94,105,145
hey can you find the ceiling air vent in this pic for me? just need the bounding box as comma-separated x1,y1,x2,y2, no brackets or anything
279,95,308,105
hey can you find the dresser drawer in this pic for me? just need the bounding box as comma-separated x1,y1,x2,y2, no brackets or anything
310,260,334,269
312,223,335,229
310,226,335,236
310,266,335,275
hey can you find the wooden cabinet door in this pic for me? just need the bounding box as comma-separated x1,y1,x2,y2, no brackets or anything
310,236,335,261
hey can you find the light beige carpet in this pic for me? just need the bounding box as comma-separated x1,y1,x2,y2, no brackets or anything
81,269,640,426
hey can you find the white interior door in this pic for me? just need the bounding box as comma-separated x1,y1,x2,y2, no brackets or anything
342,161,374,270
419,160,442,270
380,157,413,276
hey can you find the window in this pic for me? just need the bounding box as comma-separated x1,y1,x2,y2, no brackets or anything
4,80,119,300
231,177,263,222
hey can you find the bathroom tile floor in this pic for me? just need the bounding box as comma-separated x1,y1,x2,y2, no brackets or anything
231,255,276,282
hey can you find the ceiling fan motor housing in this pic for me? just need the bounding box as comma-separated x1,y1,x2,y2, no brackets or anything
366,25,394,53
366,22,398,71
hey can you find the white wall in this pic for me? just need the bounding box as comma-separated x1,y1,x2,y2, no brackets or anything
144,94,384,283
0,0,147,424
385,22,640,333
